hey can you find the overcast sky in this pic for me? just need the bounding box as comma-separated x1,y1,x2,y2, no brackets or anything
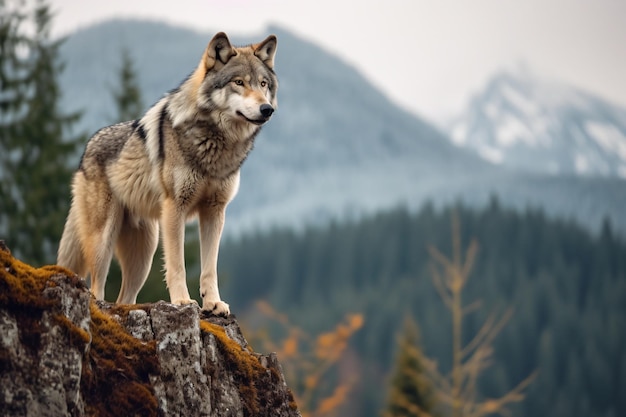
51,0,626,124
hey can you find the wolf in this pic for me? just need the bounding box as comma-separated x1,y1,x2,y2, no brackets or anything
57,32,278,316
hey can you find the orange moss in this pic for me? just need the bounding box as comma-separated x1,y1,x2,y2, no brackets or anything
53,313,91,349
82,303,160,417
200,320,288,416
0,250,77,308
1,249,297,416
201,320,300,414
0,250,77,354
0,249,160,417
104,302,153,320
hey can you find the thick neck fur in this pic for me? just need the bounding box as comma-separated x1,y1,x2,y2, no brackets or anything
172,112,260,179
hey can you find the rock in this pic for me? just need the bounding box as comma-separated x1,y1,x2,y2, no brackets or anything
0,243,300,417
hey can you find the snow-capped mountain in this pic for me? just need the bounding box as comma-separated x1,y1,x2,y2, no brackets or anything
449,68,626,178
57,21,626,235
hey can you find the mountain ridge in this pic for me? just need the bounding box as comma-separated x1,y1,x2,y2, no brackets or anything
449,68,626,178
58,19,626,235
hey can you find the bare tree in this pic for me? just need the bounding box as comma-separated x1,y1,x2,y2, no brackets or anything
425,212,537,417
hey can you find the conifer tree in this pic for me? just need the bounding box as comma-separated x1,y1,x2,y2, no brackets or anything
0,0,83,264
112,47,143,122
0,0,28,117
385,315,440,417
0,0,28,241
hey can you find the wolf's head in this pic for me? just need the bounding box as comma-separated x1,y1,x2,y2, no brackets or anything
179,32,278,129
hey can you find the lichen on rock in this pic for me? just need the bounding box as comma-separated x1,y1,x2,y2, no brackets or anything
0,242,300,417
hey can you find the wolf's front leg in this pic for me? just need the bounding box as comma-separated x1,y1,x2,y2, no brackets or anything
162,198,194,305
198,203,230,316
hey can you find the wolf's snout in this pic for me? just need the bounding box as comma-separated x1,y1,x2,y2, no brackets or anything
260,104,274,118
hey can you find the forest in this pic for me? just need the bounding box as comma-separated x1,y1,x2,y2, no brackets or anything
210,200,626,417
1,1,625,416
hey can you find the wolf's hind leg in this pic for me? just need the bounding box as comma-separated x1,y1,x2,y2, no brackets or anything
115,218,159,304
83,204,123,300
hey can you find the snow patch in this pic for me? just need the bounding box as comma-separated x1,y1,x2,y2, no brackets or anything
501,83,538,116
478,146,503,164
574,154,590,174
485,102,499,119
496,115,533,147
585,121,626,161
451,122,467,146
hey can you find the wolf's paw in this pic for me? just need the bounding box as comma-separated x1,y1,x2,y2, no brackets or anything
172,298,198,306
202,300,230,317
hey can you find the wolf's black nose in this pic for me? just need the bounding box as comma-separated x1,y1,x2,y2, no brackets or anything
260,104,274,118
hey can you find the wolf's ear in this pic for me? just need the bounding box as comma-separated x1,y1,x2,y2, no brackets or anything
254,35,277,69
205,32,236,70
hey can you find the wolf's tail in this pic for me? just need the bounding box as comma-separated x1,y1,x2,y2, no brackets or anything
57,205,86,277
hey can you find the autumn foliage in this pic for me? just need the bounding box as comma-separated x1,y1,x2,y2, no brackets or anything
252,301,363,417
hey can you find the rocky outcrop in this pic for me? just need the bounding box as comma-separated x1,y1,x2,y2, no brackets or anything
0,242,300,417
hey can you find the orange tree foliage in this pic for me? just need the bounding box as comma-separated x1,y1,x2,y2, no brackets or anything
252,300,363,417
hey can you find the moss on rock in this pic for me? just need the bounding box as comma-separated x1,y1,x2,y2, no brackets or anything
0,243,300,416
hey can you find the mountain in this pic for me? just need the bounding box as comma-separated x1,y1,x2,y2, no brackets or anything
58,20,626,234
449,68,626,178
58,19,495,228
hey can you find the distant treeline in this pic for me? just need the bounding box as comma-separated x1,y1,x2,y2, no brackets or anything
213,199,626,417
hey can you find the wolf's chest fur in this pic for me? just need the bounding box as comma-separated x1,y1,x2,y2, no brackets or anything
176,118,258,180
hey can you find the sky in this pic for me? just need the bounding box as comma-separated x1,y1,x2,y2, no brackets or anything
50,0,626,125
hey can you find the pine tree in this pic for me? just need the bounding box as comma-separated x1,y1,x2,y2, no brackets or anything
0,0,83,264
111,47,143,122
0,0,28,117
385,315,440,417
0,0,28,239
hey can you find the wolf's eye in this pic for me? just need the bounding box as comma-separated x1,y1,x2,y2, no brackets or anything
233,79,244,86
260,80,267,88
